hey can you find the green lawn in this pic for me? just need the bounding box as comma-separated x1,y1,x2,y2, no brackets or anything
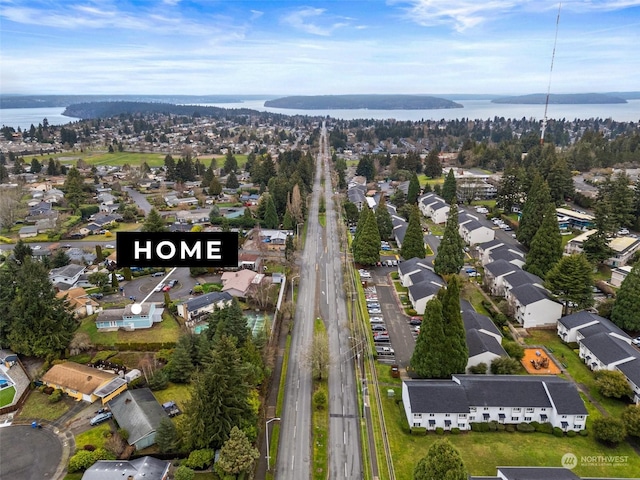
76,310,181,346
0,386,16,407
151,382,192,410
382,393,640,478
524,330,632,417
16,390,72,421
75,423,112,450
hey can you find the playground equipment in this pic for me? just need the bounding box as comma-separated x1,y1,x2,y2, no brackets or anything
530,351,550,370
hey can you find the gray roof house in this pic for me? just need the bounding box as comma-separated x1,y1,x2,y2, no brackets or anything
507,284,562,328
108,389,168,450
408,279,445,315
483,259,519,296
398,257,435,287
176,291,233,322
458,213,495,245
557,311,627,344
463,310,507,373
81,456,170,480
49,264,85,290
402,375,587,432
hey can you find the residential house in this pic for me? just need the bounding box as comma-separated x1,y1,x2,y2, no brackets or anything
95,303,164,331
43,188,64,204
56,287,100,318
402,375,587,432
507,284,562,328
41,362,127,404
49,264,85,289
484,245,526,268
458,214,495,245
483,260,519,296
397,257,433,287
610,265,633,287
565,230,640,267
407,277,445,315
238,252,262,271
256,229,291,250
176,291,233,322
418,193,449,224
463,310,507,373
81,456,170,480
556,208,595,231
391,215,408,248
164,194,198,207
18,225,38,238
501,269,544,297
66,247,97,265
556,311,624,344
347,185,366,211
108,389,169,450
221,269,259,297
175,209,211,224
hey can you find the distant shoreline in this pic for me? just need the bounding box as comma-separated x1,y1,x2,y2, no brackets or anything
263,94,463,110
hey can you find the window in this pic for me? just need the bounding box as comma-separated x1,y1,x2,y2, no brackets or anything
414,413,422,418
525,407,534,413
512,408,521,412
458,414,466,418
540,408,546,411
413,423,420,427
576,416,584,420
470,407,477,412
499,407,504,411
573,425,580,430
445,414,450,417
524,416,532,421
561,415,567,419
469,416,475,421
429,413,435,417
511,417,518,421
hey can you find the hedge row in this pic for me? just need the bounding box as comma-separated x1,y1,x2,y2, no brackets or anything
469,421,583,437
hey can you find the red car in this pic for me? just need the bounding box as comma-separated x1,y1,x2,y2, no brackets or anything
162,285,171,292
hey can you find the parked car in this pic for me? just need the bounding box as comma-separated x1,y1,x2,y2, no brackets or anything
373,333,390,343
162,285,171,292
632,337,640,346
409,316,422,326
162,401,181,417
152,271,165,277
376,346,395,356
114,274,124,281
371,324,387,331
89,293,104,300
368,308,382,314
90,412,113,426
154,283,165,292
105,244,115,249
366,303,381,309
369,316,384,324
168,279,178,287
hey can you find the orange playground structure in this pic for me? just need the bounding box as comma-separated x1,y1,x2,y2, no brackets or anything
521,348,562,375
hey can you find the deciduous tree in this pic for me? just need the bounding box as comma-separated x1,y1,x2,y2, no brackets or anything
593,417,626,446
594,370,633,399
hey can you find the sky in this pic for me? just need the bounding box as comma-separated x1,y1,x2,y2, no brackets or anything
1,0,640,96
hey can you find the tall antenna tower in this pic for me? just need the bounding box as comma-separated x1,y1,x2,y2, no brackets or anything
540,2,562,145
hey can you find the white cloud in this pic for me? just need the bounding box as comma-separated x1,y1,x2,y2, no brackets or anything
281,6,350,36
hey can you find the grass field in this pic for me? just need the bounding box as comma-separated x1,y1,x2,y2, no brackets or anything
16,390,71,421
56,151,249,170
75,310,181,345
151,382,192,410
0,386,16,407
74,422,112,450
382,393,640,478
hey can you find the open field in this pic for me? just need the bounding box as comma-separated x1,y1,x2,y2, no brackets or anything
55,151,249,169
381,391,640,478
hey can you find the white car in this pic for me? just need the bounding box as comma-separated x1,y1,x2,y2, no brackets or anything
632,337,640,347
154,283,165,292
105,244,115,249
32,245,41,250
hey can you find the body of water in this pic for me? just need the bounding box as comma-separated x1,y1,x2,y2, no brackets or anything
1,99,638,131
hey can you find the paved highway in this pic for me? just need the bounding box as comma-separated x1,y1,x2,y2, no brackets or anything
318,124,363,479
275,127,324,479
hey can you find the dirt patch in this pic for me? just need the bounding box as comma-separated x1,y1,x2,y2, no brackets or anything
521,348,561,375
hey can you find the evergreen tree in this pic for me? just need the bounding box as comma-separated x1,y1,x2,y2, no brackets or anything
214,426,260,478
524,203,563,278
413,440,468,480
209,176,222,196
63,166,86,209
352,206,371,251
546,157,574,206
375,195,394,241
400,205,426,260
156,417,179,453
440,276,467,375
423,149,442,179
355,155,375,181
441,169,457,205
263,195,279,229
51,249,71,268
167,335,195,383
407,173,421,205
223,151,238,174
225,171,239,189
12,239,33,264
496,163,524,213
1,257,77,357
433,204,464,276
207,298,250,346
142,208,167,232
517,174,551,249
182,335,253,450
410,298,447,378
544,254,594,313
353,206,381,266
611,262,640,331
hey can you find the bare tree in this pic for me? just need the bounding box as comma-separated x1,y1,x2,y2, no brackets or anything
289,184,304,224
302,329,330,380
0,185,24,231
251,277,275,309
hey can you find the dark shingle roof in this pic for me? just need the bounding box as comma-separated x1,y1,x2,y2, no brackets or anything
577,317,628,340
558,311,603,329
544,382,588,415
484,259,520,278
456,375,561,409
404,380,469,413
408,268,442,286
408,281,442,300
488,248,526,264
503,269,542,288
463,310,501,337
398,257,430,276
497,467,580,480
108,389,168,445
580,332,638,366
183,291,232,311
81,456,170,480
616,358,640,388
466,329,507,358
509,284,553,306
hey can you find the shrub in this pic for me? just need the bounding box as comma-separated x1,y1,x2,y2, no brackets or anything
505,424,516,432
567,430,577,437
48,389,63,403
553,427,564,437
313,389,327,410
450,427,461,435
593,417,626,445
43,386,54,395
411,427,427,436
468,363,487,374
579,429,588,437
68,450,96,473
117,428,129,441
185,448,216,470
488,421,498,431
516,423,535,433
174,465,195,480
535,422,553,434
502,341,525,360
435,427,444,435
496,423,506,431
470,422,489,432
595,370,633,399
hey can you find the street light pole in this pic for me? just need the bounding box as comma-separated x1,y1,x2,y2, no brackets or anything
265,417,281,471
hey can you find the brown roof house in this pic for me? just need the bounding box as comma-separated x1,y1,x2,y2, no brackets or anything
41,362,127,404
56,287,100,318
221,269,259,298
